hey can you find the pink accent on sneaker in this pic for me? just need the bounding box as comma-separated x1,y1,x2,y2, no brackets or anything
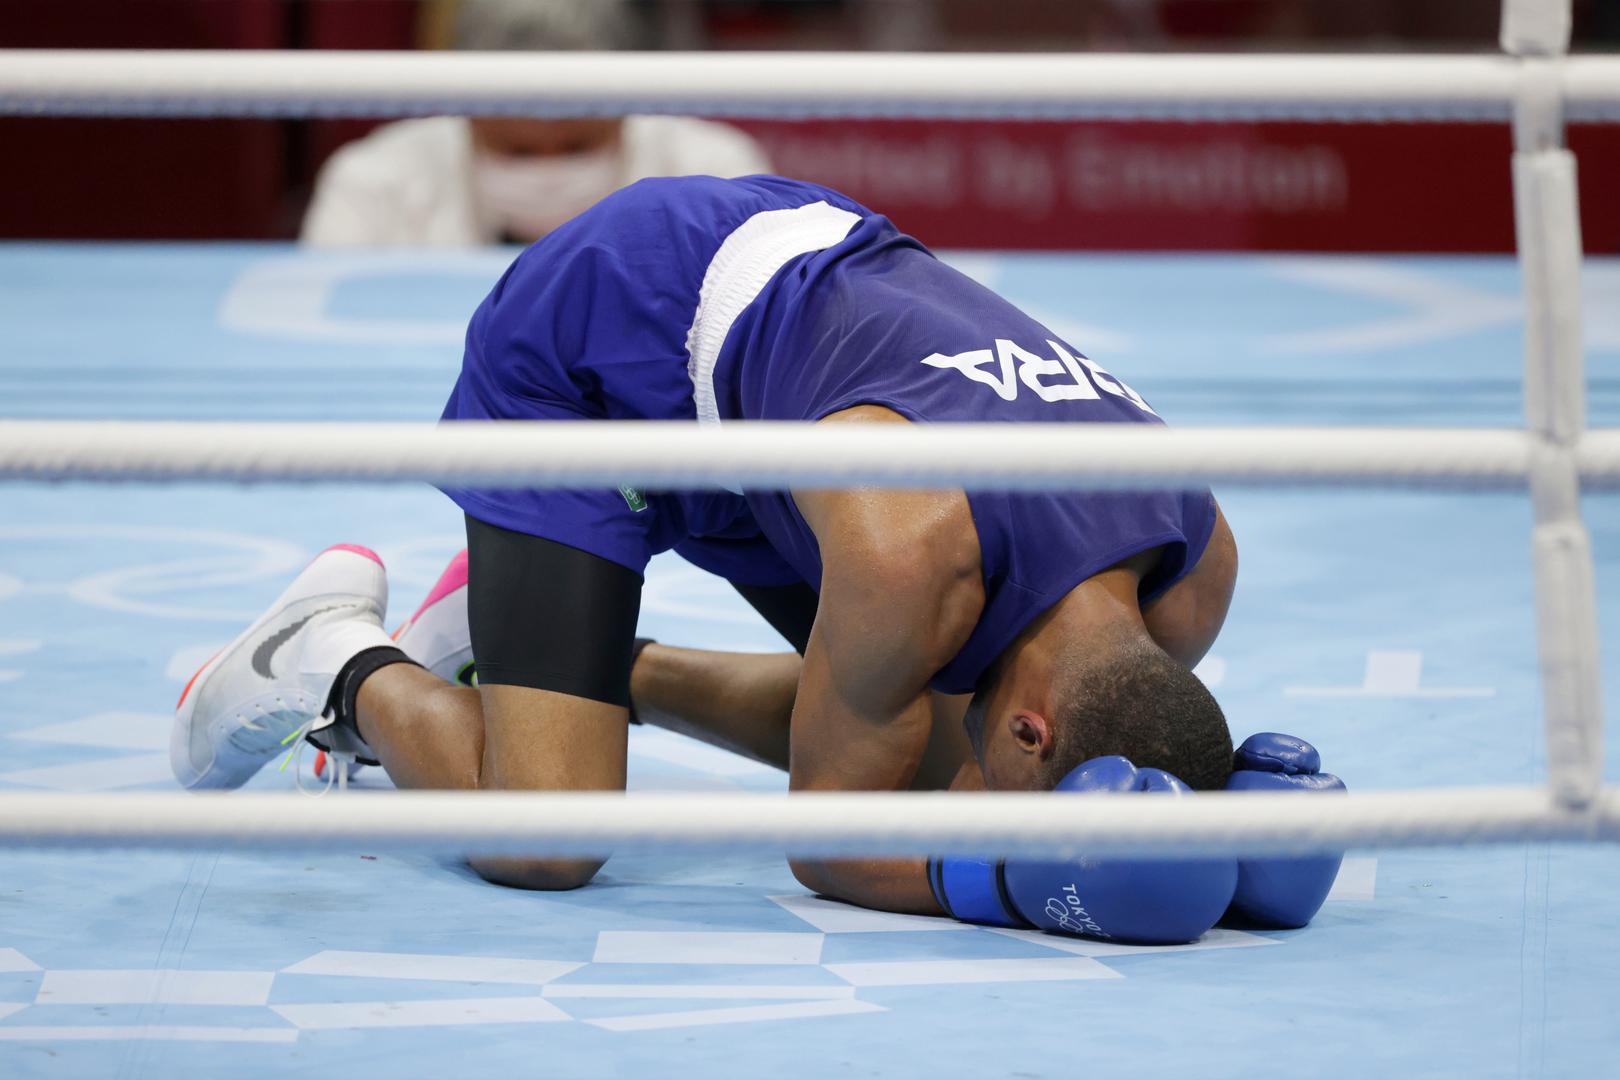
324,543,384,567
175,648,222,711
409,549,468,621
179,546,382,710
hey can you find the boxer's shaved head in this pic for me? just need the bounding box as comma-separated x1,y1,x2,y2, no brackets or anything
968,622,1232,792
1041,636,1232,790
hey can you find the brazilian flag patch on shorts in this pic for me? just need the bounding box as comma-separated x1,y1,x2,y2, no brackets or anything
618,484,648,512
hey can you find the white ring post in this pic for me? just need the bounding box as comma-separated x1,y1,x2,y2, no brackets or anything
1504,0,1605,807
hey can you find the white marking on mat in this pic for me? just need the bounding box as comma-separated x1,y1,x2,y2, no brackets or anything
768,894,959,934
0,1004,25,1021
37,970,275,1006
281,951,582,985
13,712,169,751
544,984,854,1000
0,639,40,656
0,948,41,972
0,753,172,792
272,997,568,1030
218,252,509,345
988,926,1278,958
587,998,883,1032
0,524,304,623
1284,650,1494,698
592,932,824,965
1257,259,1520,355
0,1025,297,1043
1327,856,1378,901
826,957,1118,987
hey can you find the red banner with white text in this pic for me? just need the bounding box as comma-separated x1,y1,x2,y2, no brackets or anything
737,119,1620,254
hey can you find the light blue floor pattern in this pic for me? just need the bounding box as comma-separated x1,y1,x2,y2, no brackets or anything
2,246,1619,1078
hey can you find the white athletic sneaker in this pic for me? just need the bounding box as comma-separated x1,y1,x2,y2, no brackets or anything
392,548,474,686
171,544,396,790
308,549,472,787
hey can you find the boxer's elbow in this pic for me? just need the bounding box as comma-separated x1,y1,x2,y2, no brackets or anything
469,855,605,891
789,857,833,897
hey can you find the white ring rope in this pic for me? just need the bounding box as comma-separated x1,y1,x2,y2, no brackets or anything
3,50,1620,122
5,421,1618,490
0,787,1613,858
2,16,1613,858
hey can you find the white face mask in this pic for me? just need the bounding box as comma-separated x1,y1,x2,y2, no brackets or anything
472,145,625,241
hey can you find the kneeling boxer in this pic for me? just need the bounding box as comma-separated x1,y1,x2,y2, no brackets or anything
171,174,1346,944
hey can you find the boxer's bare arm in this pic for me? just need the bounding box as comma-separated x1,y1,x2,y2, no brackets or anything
1142,501,1237,669
785,412,985,912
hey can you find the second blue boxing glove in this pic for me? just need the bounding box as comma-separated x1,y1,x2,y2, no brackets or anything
1222,731,1347,929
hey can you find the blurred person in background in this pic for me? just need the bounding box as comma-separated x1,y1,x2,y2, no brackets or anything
301,0,771,247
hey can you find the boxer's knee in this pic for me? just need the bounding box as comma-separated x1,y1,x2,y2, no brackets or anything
469,855,605,891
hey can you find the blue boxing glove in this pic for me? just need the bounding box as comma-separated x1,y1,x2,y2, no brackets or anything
928,756,1238,945
1223,732,1347,929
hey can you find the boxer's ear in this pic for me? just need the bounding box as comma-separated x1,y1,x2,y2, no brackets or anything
1007,710,1054,760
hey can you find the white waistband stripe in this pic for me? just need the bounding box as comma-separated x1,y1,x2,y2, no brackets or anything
685,202,861,428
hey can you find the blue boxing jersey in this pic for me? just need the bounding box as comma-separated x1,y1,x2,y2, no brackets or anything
442,175,1216,694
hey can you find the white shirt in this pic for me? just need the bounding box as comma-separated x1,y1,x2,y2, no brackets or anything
300,115,773,248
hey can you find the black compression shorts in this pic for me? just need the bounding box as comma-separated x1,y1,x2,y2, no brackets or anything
465,514,817,706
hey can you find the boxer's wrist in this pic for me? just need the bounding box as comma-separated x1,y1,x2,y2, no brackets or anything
927,857,1027,928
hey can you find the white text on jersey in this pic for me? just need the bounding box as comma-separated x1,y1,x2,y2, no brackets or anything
920,339,1157,415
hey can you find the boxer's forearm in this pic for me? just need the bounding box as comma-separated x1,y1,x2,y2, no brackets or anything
782,482,984,919
785,645,945,914
788,856,945,916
